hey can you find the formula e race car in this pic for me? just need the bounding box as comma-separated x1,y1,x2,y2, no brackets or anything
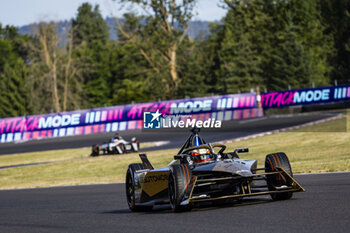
91,134,139,156
125,128,305,212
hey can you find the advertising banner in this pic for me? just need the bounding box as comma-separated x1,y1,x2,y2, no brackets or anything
0,93,261,143
261,85,350,108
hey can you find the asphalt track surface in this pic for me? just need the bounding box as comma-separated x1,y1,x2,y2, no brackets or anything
0,112,340,155
0,172,349,233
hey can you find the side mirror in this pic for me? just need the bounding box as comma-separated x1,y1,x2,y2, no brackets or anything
230,148,249,159
174,154,191,164
236,148,249,153
174,154,183,160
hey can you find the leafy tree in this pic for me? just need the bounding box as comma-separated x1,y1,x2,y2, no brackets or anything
200,22,225,94
72,3,111,107
27,22,83,114
285,0,333,88
177,38,209,97
0,25,29,117
209,0,332,92
72,3,109,47
319,0,350,84
115,0,198,98
109,41,150,104
266,15,312,90
211,0,269,93
0,52,28,118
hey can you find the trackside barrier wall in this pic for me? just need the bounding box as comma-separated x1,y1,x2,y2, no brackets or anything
0,93,262,143
261,84,350,108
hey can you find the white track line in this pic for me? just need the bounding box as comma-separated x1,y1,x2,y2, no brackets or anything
295,171,350,176
153,141,170,147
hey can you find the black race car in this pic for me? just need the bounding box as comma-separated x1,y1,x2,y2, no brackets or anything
125,128,305,212
91,134,139,156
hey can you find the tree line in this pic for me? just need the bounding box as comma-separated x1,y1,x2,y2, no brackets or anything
0,0,349,118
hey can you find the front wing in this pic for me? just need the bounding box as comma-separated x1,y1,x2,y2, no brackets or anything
181,167,305,205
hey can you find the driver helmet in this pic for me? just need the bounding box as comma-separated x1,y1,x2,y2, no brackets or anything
114,133,122,140
189,134,212,163
191,149,212,163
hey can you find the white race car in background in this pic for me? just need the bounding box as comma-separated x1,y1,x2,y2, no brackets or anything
91,135,140,156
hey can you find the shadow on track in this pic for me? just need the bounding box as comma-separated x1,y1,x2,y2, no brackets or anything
100,197,293,215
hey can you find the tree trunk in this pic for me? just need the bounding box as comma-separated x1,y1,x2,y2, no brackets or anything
63,36,73,112
39,23,61,113
169,43,178,89
52,53,61,113
63,70,68,111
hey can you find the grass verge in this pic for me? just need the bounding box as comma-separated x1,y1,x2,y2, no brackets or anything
0,142,160,167
0,115,349,190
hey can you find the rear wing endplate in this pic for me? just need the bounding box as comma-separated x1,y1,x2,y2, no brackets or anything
139,153,154,170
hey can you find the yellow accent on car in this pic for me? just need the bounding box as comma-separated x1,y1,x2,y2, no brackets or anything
141,171,169,197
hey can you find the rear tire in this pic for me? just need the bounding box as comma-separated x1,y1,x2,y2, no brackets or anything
91,144,99,157
265,152,293,200
168,164,192,212
125,163,152,212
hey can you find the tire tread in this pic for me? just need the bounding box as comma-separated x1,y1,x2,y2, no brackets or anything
265,152,293,200
126,163,151,211
169,164,192,212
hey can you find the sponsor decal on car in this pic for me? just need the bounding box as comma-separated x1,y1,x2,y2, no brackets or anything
141,171,169,197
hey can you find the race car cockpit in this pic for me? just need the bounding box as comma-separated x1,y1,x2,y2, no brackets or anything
177,128,206,153
177,128,217,164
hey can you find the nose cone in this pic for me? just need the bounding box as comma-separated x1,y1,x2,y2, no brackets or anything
198,160,253,176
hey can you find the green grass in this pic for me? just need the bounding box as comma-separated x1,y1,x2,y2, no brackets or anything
0,148,91,167
225,119,350,174
0,142,158,167
0,115,349,190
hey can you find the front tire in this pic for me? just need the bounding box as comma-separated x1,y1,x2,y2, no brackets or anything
265,152,293,200
168,164,192,212
125,163,152,211
115,144,126,154
134,141,140,152
131,139,140,152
